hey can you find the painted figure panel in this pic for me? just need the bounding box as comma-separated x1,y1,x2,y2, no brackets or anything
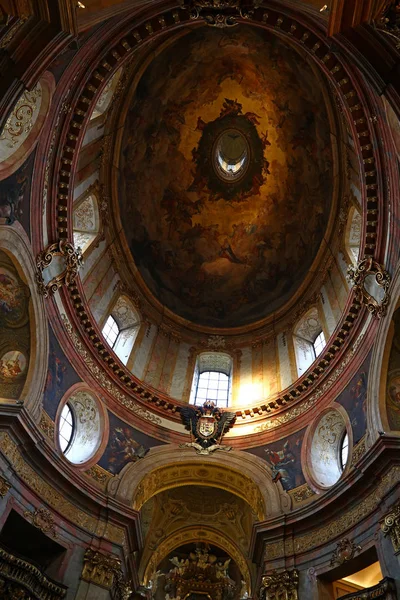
99,412,165,474
0,252,30,399
42,326,81,419
245,429,306,491
336,352,371,443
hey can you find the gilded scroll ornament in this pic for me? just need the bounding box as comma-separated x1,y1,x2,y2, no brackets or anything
23,507,57,537
381,501,400,553
36,240,83,297
0,476,11,498
329,538,361,566
259,569,299,600
347,258,391,318
81,549,122,589
182,0,262,27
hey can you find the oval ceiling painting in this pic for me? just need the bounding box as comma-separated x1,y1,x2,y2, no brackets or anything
119,26,333,328
0,350,27,381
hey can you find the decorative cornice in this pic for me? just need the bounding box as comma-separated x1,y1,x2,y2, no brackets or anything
81,548,121,589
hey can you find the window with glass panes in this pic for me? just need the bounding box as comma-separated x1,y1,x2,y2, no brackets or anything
59,403,74,453
194,370,231,408
102,315,120,348
340,431,349,471
313,330,326,358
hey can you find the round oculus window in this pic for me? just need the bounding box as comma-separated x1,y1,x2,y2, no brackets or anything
213,129,250,182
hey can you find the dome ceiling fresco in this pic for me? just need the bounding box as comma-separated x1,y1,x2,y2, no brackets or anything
119,27,333,328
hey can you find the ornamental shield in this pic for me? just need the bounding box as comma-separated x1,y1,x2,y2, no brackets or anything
197,415,217,439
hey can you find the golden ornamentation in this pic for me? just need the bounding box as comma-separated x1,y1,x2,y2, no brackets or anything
143,526,251,591
0,433,125,545
347,258,391,318
0,82,42,149
0,545,67,599
36,240,83,297
330,538,361,566
381,501,400,553
133,462,265,520
0,476,11,498
81,548,121,589
0,16,28,49
289,483,314,505
260,569,299,600
264,466,400,560
61,314,162,425
294,466,400,555
39,410,55,440
351,435,366,466
23,507,57,537
84,464,113,487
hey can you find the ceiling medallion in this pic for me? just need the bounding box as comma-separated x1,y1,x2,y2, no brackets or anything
182,0,262,27
192,98,270,201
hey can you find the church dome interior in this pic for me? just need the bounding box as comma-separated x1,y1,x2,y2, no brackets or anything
0,0,400,599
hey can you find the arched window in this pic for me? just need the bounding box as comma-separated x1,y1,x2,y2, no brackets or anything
293,308,326,376
102,314,119,349
58,402,75,453
339,430,349,472
190,352,233,407
102,296,141,365
73,191,100,255
345,206,362,265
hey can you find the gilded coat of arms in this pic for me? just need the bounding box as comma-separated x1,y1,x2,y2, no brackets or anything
180,400,236,454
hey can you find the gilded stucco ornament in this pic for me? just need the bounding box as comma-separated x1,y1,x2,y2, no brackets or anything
259,569,299,600
381,501,400,554
329,538,361,566
347,258,391,318
0,476,11,498
23,507,57,537
36,240,83,297
182,0,261,26
81,549,122,589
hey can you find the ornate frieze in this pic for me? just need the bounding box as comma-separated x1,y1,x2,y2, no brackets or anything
0,432,126,545
289,483,314,505
330,538,361,566
381,501,400,554
23,507,57,537
39,409,55,441
0,476,11,498
84,464,113,487
351,434,366,466
259,569,299,600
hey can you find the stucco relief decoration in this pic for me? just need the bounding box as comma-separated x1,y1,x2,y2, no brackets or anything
73,193,99,253
329,538,361,566
183,0,262,27
36,240,83,297
81,549,122,589
23,507,57,537
381,501,400,554
310,410,346,488
0,475,11,498
259,569,299,600
376,1,400,49
0,83,42,161
347,258,391,318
